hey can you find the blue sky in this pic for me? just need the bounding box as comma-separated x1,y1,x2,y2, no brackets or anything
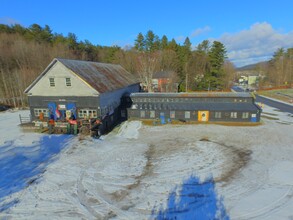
1,0,293,67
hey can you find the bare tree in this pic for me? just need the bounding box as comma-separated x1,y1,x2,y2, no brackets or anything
136,52,161,92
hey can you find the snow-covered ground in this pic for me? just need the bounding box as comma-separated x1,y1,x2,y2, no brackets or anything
0,106,293,219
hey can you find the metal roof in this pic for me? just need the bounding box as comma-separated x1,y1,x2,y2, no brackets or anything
25,58,139,94
165,103,260,111
130,92,252,98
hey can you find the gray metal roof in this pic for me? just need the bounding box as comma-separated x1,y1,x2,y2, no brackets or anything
166,103,260,111
130,92,252,98
25,58,139,94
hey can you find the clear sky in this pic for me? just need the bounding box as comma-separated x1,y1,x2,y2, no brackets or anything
1,0,293,67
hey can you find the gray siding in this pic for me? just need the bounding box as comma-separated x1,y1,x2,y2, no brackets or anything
127,93,261,123
128,109,261,122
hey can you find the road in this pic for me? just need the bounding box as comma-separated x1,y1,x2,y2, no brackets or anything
232,86,293,114
255,95,293,114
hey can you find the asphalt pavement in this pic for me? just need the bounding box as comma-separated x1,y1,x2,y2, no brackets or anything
255,95,293,114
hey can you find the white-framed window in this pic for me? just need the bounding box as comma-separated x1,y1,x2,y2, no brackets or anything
78,109,97,118
242,112,249,119
65,78,71,86
49,78,55,87
170,111,175,119
140,110,145,118
231,112,237,118
185,111,190,119
34,108,49,117
150,110,155,118
215,112,222,119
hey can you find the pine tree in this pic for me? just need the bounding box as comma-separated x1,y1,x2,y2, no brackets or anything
161,35,168,50
134,32,145,51
168,38,178,51
206,41,227,90
145,30,155,52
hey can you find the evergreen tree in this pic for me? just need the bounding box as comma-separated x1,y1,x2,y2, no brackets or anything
134,32,145,51
206,41,227,90
26,24,53,43
197,40,210,54
161,35,168,50
168,38,178,51
11,24,26,35
183,37,191,50
145,30,155,52
67,32,78,50
153,35,161,51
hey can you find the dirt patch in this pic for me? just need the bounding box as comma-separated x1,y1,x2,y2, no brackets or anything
110,190,129,202
199,138,252,184
127,144,155,190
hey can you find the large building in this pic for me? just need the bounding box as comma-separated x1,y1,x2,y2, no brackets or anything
127,92,262,123
24,58,140,131
152,70,178,92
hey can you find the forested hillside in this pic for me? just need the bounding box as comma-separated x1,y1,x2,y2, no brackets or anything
0,24,234,107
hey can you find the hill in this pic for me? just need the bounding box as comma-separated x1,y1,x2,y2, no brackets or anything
236,61,268,71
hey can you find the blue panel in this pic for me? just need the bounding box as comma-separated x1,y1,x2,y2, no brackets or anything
66,103,76,118
251,117,257,122
160,112,166,124
48,102,57,120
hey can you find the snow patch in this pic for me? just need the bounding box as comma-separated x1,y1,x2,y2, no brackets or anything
117,121,142,139
269,161,293,185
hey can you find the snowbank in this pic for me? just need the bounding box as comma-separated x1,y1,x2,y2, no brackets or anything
116,121,142,139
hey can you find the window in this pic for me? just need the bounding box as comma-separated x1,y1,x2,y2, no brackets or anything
34,108,49,117
78,109,97,118
121,110,126,118
150,110,155,118
231,112,237,118
65,78,71,86
49,78,55,87
170,111,175,119
185,111,190,119
215,112,222,119
140,110,145,118
242,112,249,119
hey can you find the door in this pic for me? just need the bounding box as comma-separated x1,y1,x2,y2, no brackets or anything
160,112,166,124
251,113,257,122
198,111,209,122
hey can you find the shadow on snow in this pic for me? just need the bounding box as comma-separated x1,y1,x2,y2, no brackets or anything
152,175,230,220
0,135,72,212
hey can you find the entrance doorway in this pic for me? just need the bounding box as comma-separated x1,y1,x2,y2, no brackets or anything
198,111,209,122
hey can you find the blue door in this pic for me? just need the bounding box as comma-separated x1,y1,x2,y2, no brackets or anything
160,112,166,124
251,113,257,122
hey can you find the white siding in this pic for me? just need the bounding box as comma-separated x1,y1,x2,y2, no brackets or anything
28,61,99,96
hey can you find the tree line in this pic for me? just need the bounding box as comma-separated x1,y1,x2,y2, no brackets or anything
0,23,234,107
256,48,293,88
